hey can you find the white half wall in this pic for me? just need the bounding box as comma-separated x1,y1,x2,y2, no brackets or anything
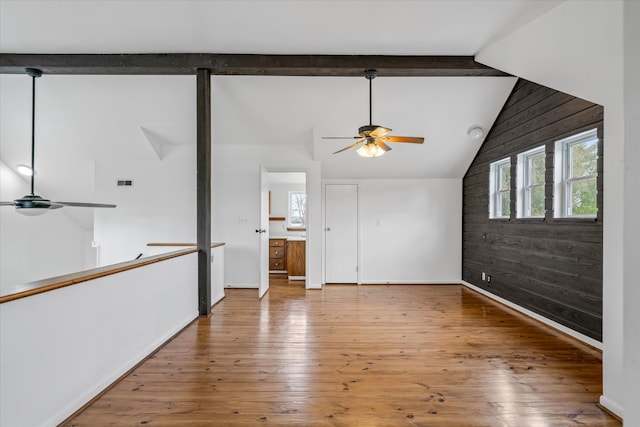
93,146,196,266
212,144,322,288
0,252,198,427
211,245,226,305
0,160,92,289
324,179,461,284
476,0,625,417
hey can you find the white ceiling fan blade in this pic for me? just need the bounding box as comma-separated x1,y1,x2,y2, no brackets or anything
333,139,365,154
370,126,392,138
55,201,117,208
375,140,392,152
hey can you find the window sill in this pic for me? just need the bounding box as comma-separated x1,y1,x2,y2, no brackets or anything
513,217,546,222
547,217,599,223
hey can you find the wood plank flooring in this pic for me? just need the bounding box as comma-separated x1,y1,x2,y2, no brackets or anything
64,276,619,426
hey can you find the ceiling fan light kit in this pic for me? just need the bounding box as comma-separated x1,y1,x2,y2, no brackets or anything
356,143,386,158
0,68,116,215
323,69,425,157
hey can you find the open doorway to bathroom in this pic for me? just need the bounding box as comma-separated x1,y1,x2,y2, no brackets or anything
266,172,307,289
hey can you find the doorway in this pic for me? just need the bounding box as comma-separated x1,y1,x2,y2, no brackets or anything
259,170,308,296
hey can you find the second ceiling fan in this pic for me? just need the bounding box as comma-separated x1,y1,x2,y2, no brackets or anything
323,69,424,157
0,68,116,216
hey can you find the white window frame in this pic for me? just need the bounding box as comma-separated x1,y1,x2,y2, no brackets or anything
489,157,511,219
553,128,598,218
288,191,307,228
517,146,546,218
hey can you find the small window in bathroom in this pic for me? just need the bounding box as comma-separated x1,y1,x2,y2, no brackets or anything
288,191,306,229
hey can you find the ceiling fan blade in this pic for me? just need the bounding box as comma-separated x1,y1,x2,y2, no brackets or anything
333,139,365,154
0,201,17,206
375,140,392,152
384,136,425,144
370,126,392,138
322,136,361,139
55,201,117,208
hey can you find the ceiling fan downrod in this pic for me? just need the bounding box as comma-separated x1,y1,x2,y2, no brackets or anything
26,68,42,196
364,69,377,126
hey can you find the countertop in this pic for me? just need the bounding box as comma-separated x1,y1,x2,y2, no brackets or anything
270,236,306,241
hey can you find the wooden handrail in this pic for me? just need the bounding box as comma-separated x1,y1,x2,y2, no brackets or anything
0,248,197,304
147,243,225,248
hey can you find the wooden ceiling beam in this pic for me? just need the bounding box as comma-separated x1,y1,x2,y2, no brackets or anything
0,54,509,77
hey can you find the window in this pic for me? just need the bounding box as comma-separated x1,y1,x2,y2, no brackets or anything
554,128,598,217
489,158,511,218
288,191,307,228
517,146,546,218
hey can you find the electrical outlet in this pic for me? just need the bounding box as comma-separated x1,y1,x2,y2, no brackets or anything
481,272,486,281
487,275,492,283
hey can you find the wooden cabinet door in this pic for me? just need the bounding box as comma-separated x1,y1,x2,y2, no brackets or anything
287,241,305,277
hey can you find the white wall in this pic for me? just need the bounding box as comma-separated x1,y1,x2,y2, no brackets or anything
360,179,461,283
324,179,461,284
211,245,225,305
0,160,92,289
268,181,306,238
623,1,640,424
212,144,322,288
93,146,196,266
0,252,198,427
476,0,626,417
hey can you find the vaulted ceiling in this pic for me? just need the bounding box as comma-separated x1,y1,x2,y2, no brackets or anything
0,0,563,225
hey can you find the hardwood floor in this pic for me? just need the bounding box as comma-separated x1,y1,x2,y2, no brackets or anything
65,276,619,426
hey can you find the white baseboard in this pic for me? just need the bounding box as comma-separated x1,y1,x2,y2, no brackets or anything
288,275,305,281
50,310,198,427
359,280,460,285
225,283,258,289
211,292,225,306
599,395,623,419
461,281,602,350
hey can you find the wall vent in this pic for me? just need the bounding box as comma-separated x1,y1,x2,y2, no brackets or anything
117,180,133,187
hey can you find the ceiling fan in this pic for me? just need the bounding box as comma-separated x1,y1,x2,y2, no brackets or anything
0,68,116,216
323,69,425,157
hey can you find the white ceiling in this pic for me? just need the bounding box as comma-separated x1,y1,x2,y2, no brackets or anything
0,0,563,224
0,1,562,55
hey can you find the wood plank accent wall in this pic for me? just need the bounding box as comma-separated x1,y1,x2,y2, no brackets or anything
462,79,604,341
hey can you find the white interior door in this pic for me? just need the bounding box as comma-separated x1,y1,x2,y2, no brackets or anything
258,166,269,298
325,184,358,283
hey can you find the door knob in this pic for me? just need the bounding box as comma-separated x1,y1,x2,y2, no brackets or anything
326,227,331,231
255,229,266,234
